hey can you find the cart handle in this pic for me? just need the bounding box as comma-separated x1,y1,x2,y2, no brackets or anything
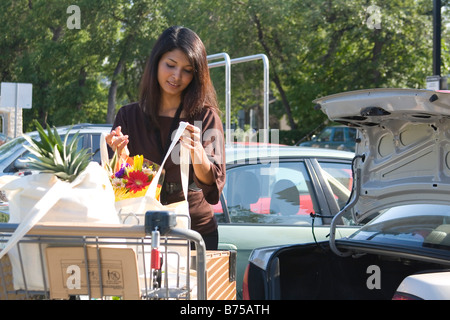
0,222,145,238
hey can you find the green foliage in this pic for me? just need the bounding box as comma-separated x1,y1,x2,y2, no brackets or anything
0,213,8,223
1,0,448,134
279,130,308,146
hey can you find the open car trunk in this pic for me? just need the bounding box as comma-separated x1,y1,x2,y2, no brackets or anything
259,243,450,300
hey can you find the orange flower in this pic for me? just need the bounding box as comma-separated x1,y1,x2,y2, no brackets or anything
125,170,151,193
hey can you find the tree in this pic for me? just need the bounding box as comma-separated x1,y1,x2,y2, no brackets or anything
0,0,113,129
1,0,448,138
103,0,166,124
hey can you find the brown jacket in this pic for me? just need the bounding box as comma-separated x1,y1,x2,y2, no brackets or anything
112,102,226,235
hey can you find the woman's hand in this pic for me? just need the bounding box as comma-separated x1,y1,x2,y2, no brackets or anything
181,124,214,185
105,126,130,158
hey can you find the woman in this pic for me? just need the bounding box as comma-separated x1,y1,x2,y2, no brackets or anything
105,26,226,250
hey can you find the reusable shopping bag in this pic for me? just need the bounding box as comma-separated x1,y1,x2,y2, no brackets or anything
0,162,120,291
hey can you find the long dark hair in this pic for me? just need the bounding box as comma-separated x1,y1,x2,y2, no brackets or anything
139,26,218,127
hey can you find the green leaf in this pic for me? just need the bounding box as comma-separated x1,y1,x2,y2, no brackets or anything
21,122,93,182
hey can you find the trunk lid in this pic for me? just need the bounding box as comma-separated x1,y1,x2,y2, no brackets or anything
315,88,450,223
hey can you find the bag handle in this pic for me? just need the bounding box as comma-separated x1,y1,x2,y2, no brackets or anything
126,122,190,219
100,131,110,169
147,121,190,201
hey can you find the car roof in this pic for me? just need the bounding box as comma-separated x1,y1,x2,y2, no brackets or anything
225,145,355,164
26,123,112,136
323,125,354,129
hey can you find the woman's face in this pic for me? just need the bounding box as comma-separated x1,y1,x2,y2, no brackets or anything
157,49,194,100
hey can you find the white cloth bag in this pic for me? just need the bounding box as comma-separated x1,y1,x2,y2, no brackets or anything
0,162,120,291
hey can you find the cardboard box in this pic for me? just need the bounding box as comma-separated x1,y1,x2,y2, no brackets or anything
46,246,140,300
193,250,236,300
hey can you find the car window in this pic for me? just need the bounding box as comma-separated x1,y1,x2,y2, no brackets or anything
90,133,101,163
348,128,357,141
220,161,320,226
349,204,450,251
332,128,344,142
318,128,332,141
318,161,352,209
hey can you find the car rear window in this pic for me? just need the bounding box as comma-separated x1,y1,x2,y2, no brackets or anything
350,204,450,251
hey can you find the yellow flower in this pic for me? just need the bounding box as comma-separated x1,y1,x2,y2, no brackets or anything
114,187,130,202
106,153,161,202
132,155,144,171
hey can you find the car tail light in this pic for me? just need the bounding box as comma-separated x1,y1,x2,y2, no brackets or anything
242,264,250,300
392,292,423,300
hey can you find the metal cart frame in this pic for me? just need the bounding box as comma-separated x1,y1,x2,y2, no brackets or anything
0,211,207,300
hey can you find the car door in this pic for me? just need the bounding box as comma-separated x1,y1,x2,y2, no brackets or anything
215,157,355,298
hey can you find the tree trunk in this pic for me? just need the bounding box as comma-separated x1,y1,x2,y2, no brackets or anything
106,33,135,124
252,13,297,130
106,58,124,124
76,67,86,111
371,29,383,86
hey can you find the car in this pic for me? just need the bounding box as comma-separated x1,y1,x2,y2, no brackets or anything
215,144,358,298
244,88,450,300
298,125,357,152
0,123,358,299
393,270,450,300
0,133,9,146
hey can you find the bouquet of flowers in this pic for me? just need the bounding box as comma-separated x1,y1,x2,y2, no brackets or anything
105,152,162,202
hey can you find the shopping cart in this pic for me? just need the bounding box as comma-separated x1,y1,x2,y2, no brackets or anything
0,210,208,300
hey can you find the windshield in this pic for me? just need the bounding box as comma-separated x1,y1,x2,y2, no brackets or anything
349,204,450,251
0,137,28,163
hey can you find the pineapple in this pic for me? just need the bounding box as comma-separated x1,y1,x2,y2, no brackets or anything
22,120,93,182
